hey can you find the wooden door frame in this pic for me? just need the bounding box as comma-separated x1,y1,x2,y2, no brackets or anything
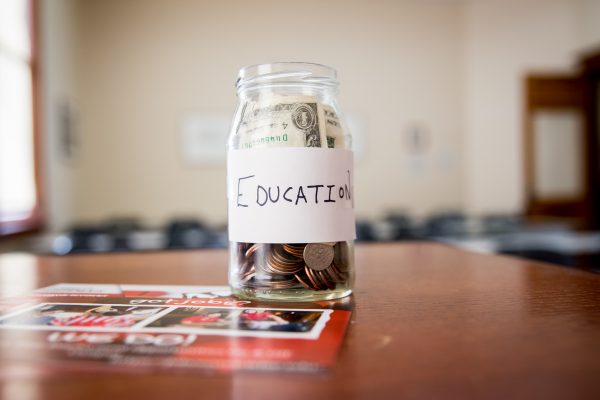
580,50,600,229
524,75,588,222
523,49,600,229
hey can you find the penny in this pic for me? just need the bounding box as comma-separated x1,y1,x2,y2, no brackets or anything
295,273,313,290
334,242,350,272
318,270,336,290
305,267,325,290
236,241,349,291
282,243,305,259
304,243,334,271
240,271,255,283
245,243,263,258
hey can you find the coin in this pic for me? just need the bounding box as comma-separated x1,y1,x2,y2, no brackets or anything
245,243,263,258
282,243,305,258
304,243,334,271
295,272,313,289
236,241,349,292
334,242,350,272
240,270,256,283
318,270,336,290
305,266,325,290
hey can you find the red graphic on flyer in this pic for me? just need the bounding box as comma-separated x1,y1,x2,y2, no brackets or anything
0,284,352,373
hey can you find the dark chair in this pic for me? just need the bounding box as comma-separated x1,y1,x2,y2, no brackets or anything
480,215,522,235
104,218,143,251
166,220,209,249
383,212,417,240
421,212,467,238
66,225,114,253
355,220,376,242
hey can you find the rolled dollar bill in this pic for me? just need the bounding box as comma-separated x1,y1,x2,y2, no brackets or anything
234,95,328,149
323,105,346,149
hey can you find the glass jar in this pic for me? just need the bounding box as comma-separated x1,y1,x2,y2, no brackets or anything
227,62,355,301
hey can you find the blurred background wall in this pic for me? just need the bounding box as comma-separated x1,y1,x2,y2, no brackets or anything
39,0,600,232
463,0,600,214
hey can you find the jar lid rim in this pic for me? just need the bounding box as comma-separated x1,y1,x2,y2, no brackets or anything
236,62,338,91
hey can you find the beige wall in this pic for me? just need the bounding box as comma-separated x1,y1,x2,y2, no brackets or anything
462,0,588,215
462,0,600,215
576,0,600,49
70,0,465,226
41,0,600,229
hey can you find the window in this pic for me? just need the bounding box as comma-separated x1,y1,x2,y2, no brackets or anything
0,0,41,235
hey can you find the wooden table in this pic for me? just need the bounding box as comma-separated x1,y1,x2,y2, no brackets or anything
0,242,599,399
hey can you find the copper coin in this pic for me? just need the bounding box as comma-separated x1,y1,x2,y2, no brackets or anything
305,267,325,290
295,273,313,290
245,243,263,258
334,241,350,272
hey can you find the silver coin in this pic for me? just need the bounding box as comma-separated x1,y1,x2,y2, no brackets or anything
303,243,334,271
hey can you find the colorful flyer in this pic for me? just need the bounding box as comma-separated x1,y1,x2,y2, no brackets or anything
0,284,352,373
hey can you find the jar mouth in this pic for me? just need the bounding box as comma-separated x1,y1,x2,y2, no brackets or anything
236,62,339,93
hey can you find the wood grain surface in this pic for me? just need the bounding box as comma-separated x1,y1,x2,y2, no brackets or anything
0,242,599,400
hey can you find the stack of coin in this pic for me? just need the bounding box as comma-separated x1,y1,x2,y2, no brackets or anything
235,242,350,291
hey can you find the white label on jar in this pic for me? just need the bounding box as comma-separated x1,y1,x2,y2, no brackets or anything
227,148,356,244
